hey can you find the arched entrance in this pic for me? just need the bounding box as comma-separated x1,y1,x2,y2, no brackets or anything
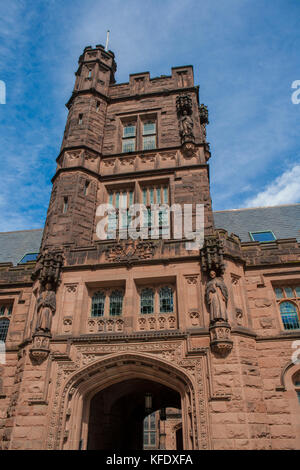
87,378,181,450
55,353,202,450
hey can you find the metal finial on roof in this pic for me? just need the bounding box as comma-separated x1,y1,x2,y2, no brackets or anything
105,30,110,52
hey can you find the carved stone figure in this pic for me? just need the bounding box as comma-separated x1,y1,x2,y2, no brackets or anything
179,110,194,141
205,270,228,323
35,282,56,334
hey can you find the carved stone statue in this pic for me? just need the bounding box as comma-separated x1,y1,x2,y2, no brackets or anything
179,110,194,141
205,270,228,323
35,282,56,334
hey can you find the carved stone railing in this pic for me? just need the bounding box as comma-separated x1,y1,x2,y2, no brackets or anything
87,317,124,334
137,314,177,331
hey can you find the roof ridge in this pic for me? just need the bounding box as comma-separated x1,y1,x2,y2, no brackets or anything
213,203,300,213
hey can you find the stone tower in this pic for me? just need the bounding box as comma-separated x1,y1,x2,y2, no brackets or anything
1,45,299,451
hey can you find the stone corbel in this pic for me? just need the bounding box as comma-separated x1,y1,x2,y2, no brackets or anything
209,320,233,357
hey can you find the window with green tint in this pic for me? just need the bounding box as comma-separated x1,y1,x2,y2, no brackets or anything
297,391,300,404
91,292,105,317
249,231,276,242
143,122,156,135
0,318,9,342
140,288,154,314
295,287,300,297
275,288,284,299
143,135,156,150
123,125,136,138
109,291,123,316
284,287,294,298
122,138,135,153
159,287,173,313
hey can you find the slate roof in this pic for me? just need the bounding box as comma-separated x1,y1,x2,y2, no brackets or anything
214,204,300,243
0,229,43,266
0,204,299,265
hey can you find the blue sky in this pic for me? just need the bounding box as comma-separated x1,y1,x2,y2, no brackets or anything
0,0,299,231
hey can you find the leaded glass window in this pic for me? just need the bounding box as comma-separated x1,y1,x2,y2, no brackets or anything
275,288,284,299
142,122,156,150
280,301,300,330
109,290,123,316
141,288,154,314
0,318,9,342
91,292,105,317
159,287,173,313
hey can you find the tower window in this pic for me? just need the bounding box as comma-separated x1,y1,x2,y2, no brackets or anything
159,287,174,313
0,318,9,342
91,292,105,317
63,197,68,213
78,114,83,125
143,121,156,150
96,101,100,112
122,123,136,152
140,288,154,314
109,290,123,316
249,231,276,242
84,181,90,196
88,69,92,78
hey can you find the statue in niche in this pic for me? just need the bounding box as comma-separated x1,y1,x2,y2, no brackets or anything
205,270,228,323
179,110,194,141
35,282,56,335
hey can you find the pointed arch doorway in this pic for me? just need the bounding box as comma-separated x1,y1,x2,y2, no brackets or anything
58,353,202,450
87,378,181,450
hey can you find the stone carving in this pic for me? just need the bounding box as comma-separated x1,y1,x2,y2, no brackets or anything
209,321,232,357
35,283,56,334
29,335,51,365
199,104,209,143
205,270,233,356
105,240,155,263
190,311,200,326
30,250,64,364
87,317,124,334
205,270,228,323
200,236,225,274
176,94,194,144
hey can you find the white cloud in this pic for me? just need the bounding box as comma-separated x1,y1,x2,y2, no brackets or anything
245,164,300,207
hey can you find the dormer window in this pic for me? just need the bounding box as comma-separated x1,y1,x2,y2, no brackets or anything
249,231,276,242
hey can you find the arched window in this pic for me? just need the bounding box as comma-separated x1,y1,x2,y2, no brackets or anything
140,288,154,314
159,287,173,313
280,301,300,330
0,318,9,342
91,291,105,317
109,291,123,316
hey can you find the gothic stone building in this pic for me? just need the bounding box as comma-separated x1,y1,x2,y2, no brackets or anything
0,44,300,450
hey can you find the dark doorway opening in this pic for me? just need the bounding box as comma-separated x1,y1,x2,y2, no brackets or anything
87,378,181,450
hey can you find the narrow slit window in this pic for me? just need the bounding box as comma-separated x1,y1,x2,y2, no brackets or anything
96,101,100,112
63,197,68,213
78,114,83,125
84,181,90,196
